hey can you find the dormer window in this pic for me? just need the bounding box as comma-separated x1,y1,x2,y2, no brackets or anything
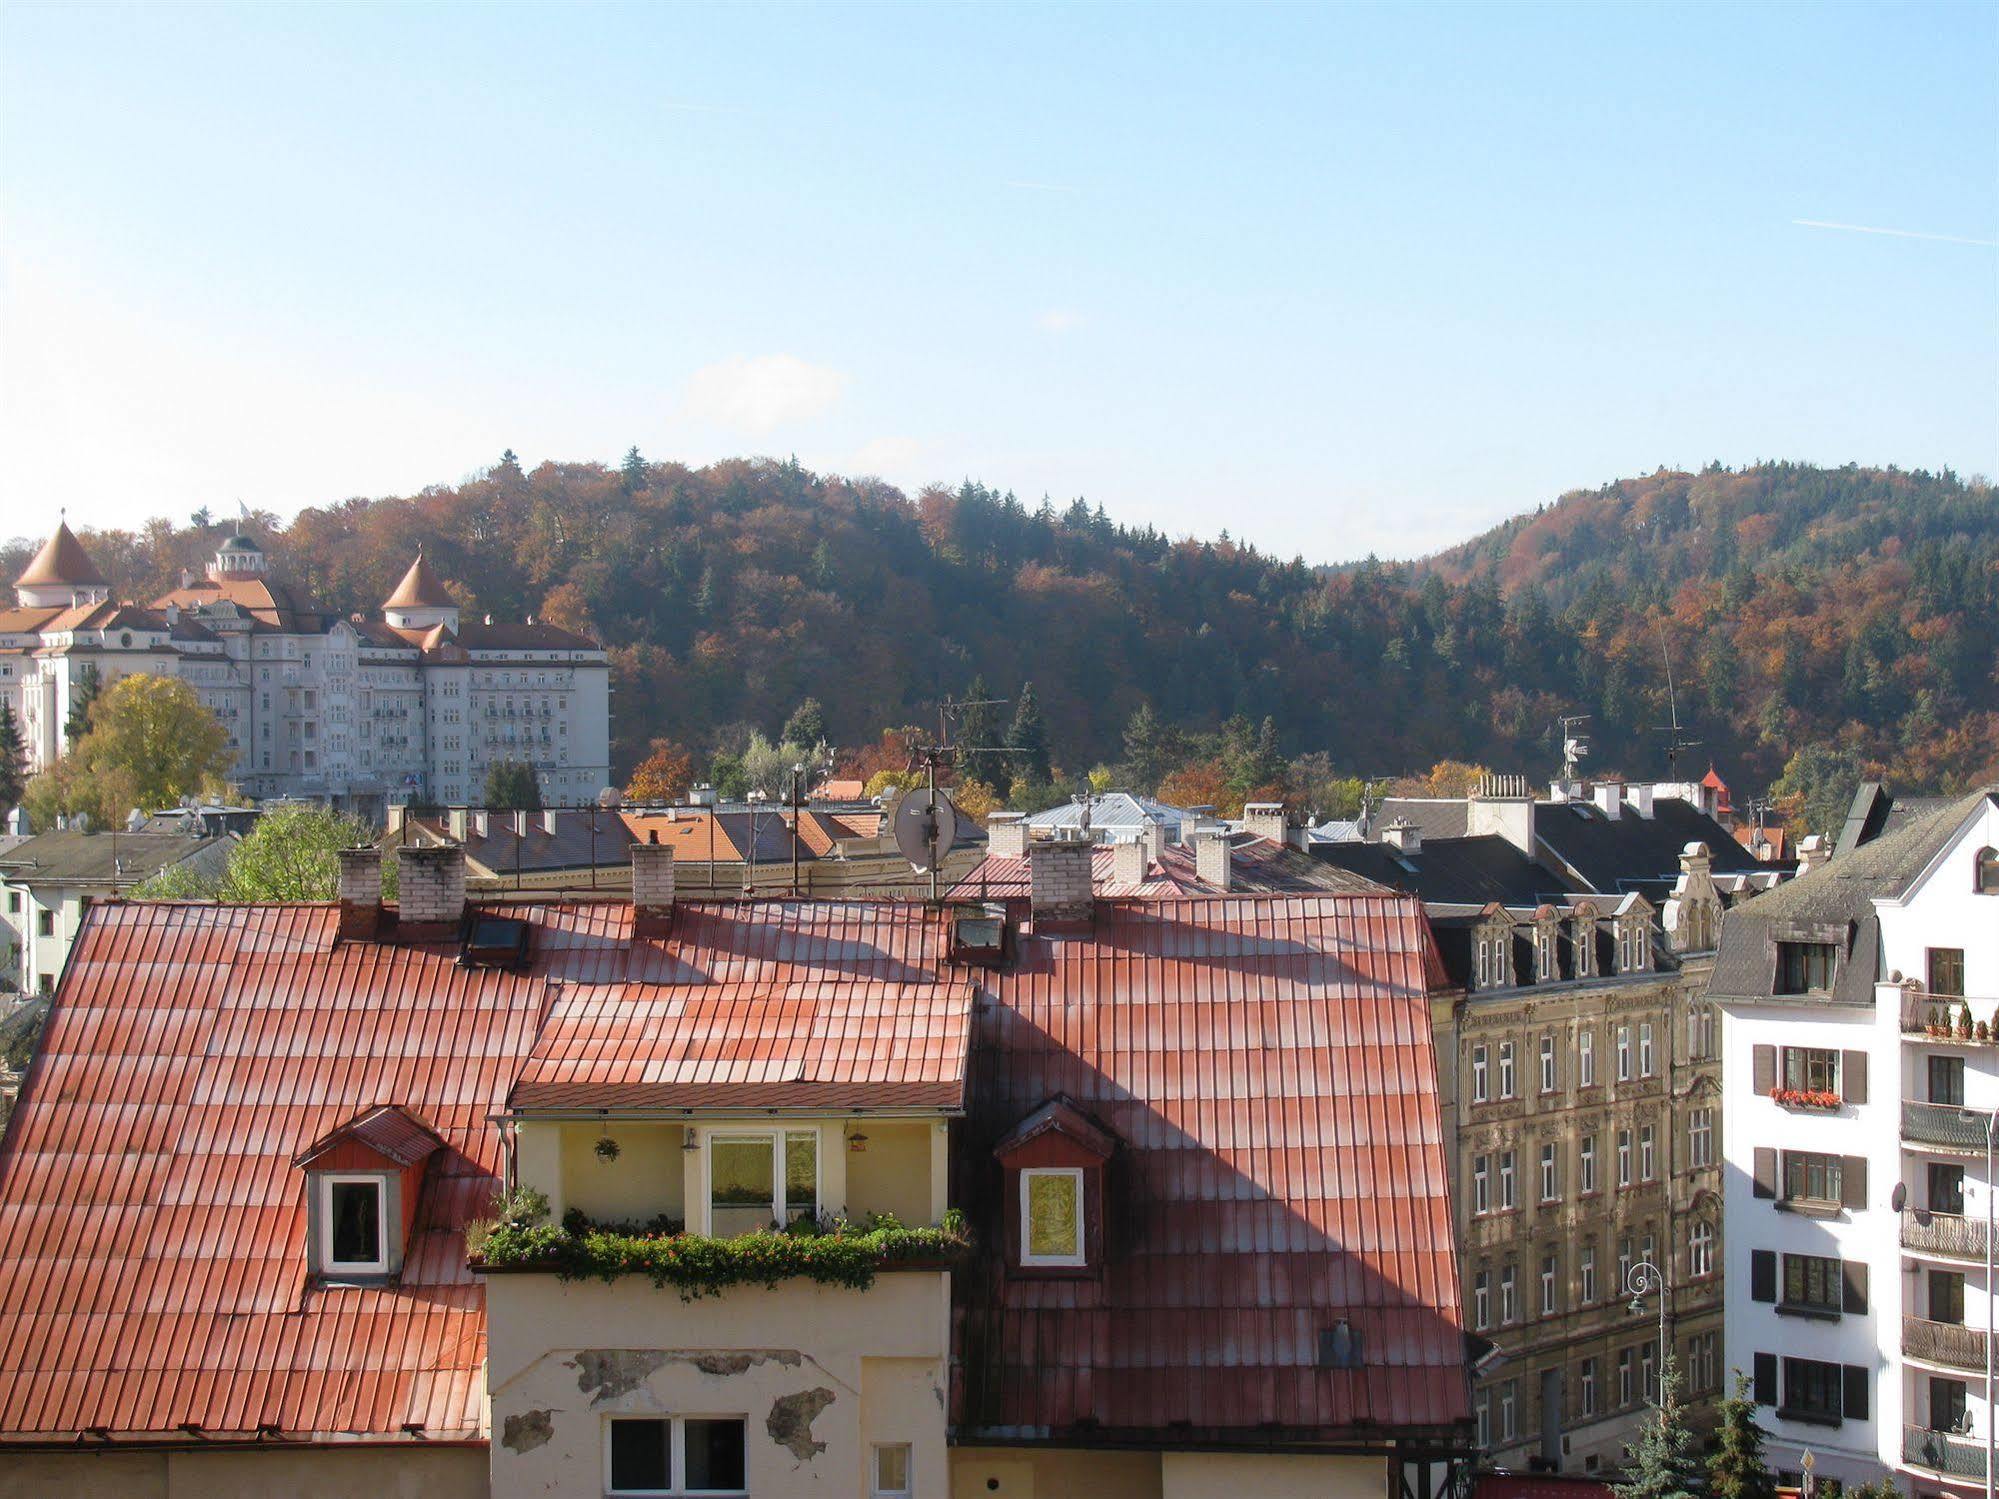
320,1174,388,1274
1021,1169,1085,1266
994,1097,1115,1277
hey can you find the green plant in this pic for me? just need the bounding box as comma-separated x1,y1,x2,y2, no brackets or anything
1615,1359,1702,1499
594,1136,621,1163
1706,1373,1775,1499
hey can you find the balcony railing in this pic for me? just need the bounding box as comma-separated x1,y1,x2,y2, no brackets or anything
1904,1101,1998,1153
1904,1316,1992,1371
1903,1425,1988,1480
1903,1212,1993,1261
1903,993,1999,1042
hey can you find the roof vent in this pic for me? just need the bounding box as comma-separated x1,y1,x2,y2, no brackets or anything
948,902,1008,965
458,911,530,970
1317,1320,1365,1369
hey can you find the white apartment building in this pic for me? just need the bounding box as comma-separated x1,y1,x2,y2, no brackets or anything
0,523,611,813
1715,785,1999,1497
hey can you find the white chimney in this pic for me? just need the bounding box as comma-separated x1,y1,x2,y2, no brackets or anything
1142,815,1166,864
1242,802,1287,846
1112,837,1149,887
447,806,468,841
541,809,559,836
336,847,382,939
396,844,466,927
1625,783,1655,820
1027,832,1094,923
1591,783,1623,821
1797,834,1829,875
1382,818,1422,854
1194,828,1233,890
987,813,1029,861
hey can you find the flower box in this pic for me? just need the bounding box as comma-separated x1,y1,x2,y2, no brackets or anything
1771,1087,1841,1111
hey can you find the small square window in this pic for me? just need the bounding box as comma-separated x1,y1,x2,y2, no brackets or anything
319,1174,386,1274
872,1442,912,1498
1021,1167,1084,1266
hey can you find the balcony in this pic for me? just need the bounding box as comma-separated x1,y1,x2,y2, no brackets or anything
1903,1425,1988,1481
1904,1316,1992,1372
1903,1212,1993,1262
1904,1101,1998,1154
1903,993,1999,1044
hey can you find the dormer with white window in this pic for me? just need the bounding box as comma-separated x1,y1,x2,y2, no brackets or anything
293,1104,444,1280
1570,901,1600,980
1530,904,1561,984
993,1097,1116,1277
1610,894,1655,975
1472,906,1517,992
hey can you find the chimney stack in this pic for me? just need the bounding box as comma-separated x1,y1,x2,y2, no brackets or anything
541,808,559,836
633,842,676,936
1591,782,1623,821
987,812,1029,861
1112,837,1149,887
447,806,468,841
1143,815,1166,865
1797,834,1829,875
336,847,383,939
1382,818,1422,854
1625,783,1655,820
396,844,466,929
1028,831,1094,925
1242,802,1287,846
1194,828,1233,891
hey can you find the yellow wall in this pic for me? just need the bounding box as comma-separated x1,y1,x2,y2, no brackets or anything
485,1268,950,1499
844,1120,936,1226
558,1123,686,1225
0,1445,486,1499
1162,1452,1385,1499
952,1446,1165,1499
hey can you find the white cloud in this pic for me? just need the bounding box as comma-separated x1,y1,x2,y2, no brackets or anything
1035,309,1081,334
681,354,850,435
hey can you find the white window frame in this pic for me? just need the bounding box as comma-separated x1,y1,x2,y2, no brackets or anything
1019,1167,1086,1267
1639,1124,1656,1182
1579,1134,1597,1194
1499,1263,1516,1323
317,1172,388,1275
1616,1130,1632,1188
1579,1244,1597,1303
1689,1107,1713,1167
1579,1357,1597,1417
1497,1042,1516,1099
705,1128,820,1234
1540,1252,1558,1314
1639,1022,1655,1077
604,1414,749,1498
1498,1151,1516,1210
1615,1025,1631,1081
1471,1045,1489,1103
1472,1155,1491,1214
1579,1028,1596,1086
1539,1034,1557,1093
1473,1269,1490,1329
1539,1144,1559,1203
1690,1220,1714,1278
871,1442,913,1499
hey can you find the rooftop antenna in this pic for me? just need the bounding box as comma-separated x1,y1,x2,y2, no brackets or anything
900,693,1023,901
1558,714,1591,781
1651,625,1702,779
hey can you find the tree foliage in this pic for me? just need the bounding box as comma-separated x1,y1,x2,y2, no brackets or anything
132,804,388,901
1614,1360,1703,1499
25,673,230,828
483,759,543,811
624,739,694,804
0,703,24,812
1706,1373,1776,1499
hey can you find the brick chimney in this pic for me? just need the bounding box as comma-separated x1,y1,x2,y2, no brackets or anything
1143,815,1166,864
1382,818,1422,854
1242,802,1287,846
1028,831,1094,925
396,844,466,929
987,812,1029,861
1112,837,1149,887
633,841,676,937
336,847,382,939
1194,828,1233,891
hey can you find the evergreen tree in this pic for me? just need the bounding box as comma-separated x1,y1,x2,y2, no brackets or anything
1120,702,1179,794
1614,1360,1703,1499
954,678,1003,791
620,446,647,492
1005,682,1051,790
0,702,23,811
495,448,524,479
483,759,543,810
1707,1373,1776,1499
65,663,102,746
780,698,827,752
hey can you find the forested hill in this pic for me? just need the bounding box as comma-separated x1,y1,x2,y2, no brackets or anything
9,457,1995,799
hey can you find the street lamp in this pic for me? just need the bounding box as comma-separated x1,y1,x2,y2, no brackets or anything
1627,1259,1669,1402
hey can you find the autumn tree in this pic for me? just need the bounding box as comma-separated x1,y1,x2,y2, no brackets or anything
1770,743,1866,839
36,673,231,825
484,759,543,811
624,739,694,805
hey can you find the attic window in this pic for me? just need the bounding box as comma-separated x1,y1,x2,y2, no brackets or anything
1021,1169,1084,1266
459,913,530,969
948,903,1007,963
319,1174,387,1274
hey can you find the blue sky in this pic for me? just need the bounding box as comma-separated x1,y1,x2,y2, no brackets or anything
3,2,1994,561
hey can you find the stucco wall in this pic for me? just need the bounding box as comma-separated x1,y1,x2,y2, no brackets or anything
0,1444,487,1499
485,1269,949,1499
1161,1451,1383,1499
950,1446,1165,1498
845,1120,936,1225
558,1122,688,1225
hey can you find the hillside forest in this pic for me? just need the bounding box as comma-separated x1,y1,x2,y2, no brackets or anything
8,456,1994,833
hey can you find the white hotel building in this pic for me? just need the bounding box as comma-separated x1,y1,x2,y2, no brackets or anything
1714,786,1999,1496
0,523,611,813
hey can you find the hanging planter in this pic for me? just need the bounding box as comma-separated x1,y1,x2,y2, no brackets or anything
594,1136,622,1164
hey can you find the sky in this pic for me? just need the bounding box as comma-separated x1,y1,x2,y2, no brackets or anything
3,3,1994,563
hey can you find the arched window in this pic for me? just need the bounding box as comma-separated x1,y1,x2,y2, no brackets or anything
1976,847,1999,895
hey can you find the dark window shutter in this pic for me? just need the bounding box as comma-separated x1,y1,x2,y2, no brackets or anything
1753,1148,1777,1199
1841,1156,1868,1210
1842,1050,1868,1105
1842,1365,1869,1421
1842,1261,1868,1315
1753,1045,1776,1095
1753,1353,1777,1407
1751,1250,1776,1302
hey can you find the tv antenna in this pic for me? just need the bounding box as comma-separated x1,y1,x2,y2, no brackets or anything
894,692,1016,902
1652,626,1702,778
1558,714,1591,781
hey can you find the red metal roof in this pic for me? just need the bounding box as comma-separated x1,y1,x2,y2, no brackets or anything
953,894,1469,1445
951,834,1386,899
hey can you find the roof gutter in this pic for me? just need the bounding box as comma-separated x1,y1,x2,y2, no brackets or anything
501,1105,966,1122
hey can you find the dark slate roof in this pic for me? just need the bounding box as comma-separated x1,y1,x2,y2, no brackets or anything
1375,798,1471,842
1708,787,1993,1004
1533,796,1762,893
1834,781,1953,860
0,829,229,886
1311,834,1570,908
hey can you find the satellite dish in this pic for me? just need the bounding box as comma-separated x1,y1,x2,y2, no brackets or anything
893,788,961,874
1890,1181,1907,1213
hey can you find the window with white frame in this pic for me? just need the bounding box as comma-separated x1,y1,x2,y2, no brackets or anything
1690,1220,1714,1278
708,1129,819,1236
1616,1129,1632,1187
1689,1107,1713,1167
317,1173,387,1274
1579,1028,1596,1086
1498,1380,1517,1441
1540,1251,1559,1314
1539,1034,1557,1093
1639,1124,1656,1181
1579,1357,1597,1417
1617,1348,1634,1406
1475,1391,1491,1449
1471,1045,1489,1103
1535,925,1557,981
1579,1243,1597,1303
1689,1004,1714,1061
1020,1168,1085,1266
1473,1268,1490,1330
1498,1151,1517,1210
1618,1236,1633,1289
1497,1042,1516,1099
1539,1144,1559,1202
1638,1022,1655,1077
1499,1263,1517,1322
1616,1025,1631,1081
1472,1155,1491,1214
1579,1133,1597,1194
871,1443,912,1499
606,1415,746,1496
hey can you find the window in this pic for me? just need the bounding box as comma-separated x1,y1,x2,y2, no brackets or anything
1641,1345,1657,1403
1579,1134,1597,1194
1638,1023,1655,1077
1497,1042,1517,1099
1639,1124,1656,1182
708,1130,818,1236
607,1416,746,1496
1688,1004,1714,1061
1539,1144,1559,1202
1776,941,1836,995
1020,1168,1084,1266
1783,1152,1842,1206
1472,1155,1491,1214
1929,1055,1965,1107
1617,1236,1633,1291
1471,1045,1489,1103
1473,1269,1490,1330
871,1443,912,1499
1498,1381,1517,1441
1616,1025,1631,1081
1498,1151,1517,1210
1927,947,1965,998
1930,1377,1969,1434
1579,1028,1596,1086
1780,1358,1843,1424
1687,1332,1718,1395
1930,1163,1965,1215
1475,1392,1491,1450
1681,1109,1715,1173
1929,1269,1965,1325
1540,1251,1559,1314
1616,1130,1632,1187
1781,1047,1838,1094
1579,1244,1597,1303
1499,1263,1517,1323
1690,1221,1714,1278
1977,847,1999,894
1539,1034,1557,1093
317,1174,386,1274
1617,1348,1634,1406
1579,1358,1597,1417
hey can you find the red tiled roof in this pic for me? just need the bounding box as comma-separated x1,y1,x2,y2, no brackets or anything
295,1105,446,1168
954,894,1468,1445
951,834,1385,899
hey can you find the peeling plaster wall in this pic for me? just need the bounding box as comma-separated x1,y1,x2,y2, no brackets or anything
0,1446,488,1499
485,1270,950,1499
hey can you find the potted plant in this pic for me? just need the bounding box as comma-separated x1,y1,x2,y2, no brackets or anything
1957,1007,1974,1040
594,1136,622,1164
1928,1005,1947,1037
